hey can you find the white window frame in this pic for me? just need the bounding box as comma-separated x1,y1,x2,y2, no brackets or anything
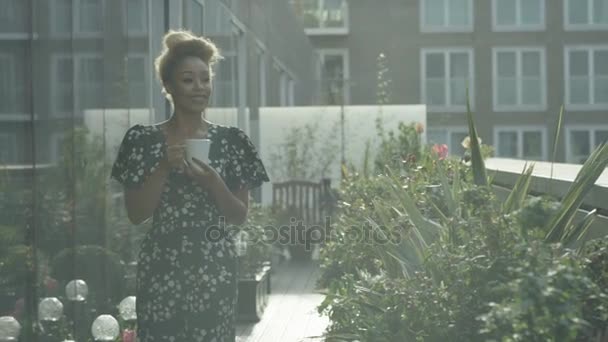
564,0,608,31
50,0,106,38
421,47,475,113
564,45,608,110
494,126,548,160
50,53,104,117
565,125,608,163
303,0,350,35
123,0,148,36
317,48,350,105
492,46,547,112
420,0,474,33
256,41,268,107
0,133,18,164
288,78,296,106
492,0,546,31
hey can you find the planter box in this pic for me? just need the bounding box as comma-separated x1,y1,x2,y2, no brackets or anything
237,264,271,322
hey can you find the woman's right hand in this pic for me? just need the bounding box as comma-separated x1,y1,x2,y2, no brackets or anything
166,144,187,170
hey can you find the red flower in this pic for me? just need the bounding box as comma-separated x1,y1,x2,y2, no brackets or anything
432,144,449,160
45,277,58,293
122,329,136,342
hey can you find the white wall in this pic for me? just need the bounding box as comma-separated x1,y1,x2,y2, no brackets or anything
88,105,427,206
83,108,154,162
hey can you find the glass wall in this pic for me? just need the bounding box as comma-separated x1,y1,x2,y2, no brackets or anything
0,0,317,339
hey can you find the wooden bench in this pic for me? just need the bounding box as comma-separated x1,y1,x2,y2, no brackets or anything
272,178,333,225
271,178,335,261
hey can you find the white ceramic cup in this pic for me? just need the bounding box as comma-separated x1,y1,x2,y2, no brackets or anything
185,139,211,164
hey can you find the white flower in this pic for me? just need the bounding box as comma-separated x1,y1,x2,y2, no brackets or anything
461,136,482,149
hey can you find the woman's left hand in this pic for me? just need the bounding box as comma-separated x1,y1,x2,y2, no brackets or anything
185,157,221,189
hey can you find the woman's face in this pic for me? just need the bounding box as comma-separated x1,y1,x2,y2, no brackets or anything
168,56,212,114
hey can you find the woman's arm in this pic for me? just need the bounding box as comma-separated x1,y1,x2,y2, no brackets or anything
208,182,249,225
124,160,170,225
186,158,249,225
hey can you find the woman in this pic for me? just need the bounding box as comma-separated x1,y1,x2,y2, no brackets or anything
111,30,269,341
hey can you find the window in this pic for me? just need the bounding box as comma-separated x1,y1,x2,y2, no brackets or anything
294,0,349,33
565,46,608,109
126,55,148,108
212,53,237,107
0,134,17,164
492,0,545,31
0,0,27,34
185,0,204,35
427,127,468,157
0,53,25,114
494,127,546,160
52,0,104,36
565,0,608,30
203,0,232,35
318,49,350,104
125,0,148,35
420,0,473,32
52,55,103,115
493,47,546,111
77,56,104,109
422,48,474,112
566,126,608,163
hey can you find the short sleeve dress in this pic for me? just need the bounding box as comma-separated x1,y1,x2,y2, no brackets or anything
111,122,269,341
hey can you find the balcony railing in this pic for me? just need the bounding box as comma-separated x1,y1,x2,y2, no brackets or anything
294,0,349,35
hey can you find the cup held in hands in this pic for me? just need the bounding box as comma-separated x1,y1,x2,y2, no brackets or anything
186,139,211,165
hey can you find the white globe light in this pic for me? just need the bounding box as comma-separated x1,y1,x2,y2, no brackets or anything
91,315,119,341
38,297,64,322
0,316,21,341
118,296,137,321
65,279,89,302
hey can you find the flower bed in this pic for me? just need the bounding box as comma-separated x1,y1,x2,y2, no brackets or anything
317,111,608,341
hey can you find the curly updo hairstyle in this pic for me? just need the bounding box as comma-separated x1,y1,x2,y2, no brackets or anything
154,30,222,100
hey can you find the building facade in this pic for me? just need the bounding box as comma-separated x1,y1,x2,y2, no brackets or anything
294,0,608,162
0,0,319,167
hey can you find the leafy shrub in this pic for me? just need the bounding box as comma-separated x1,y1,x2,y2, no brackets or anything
237,201,276,278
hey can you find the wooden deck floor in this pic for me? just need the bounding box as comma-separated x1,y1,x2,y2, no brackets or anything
236,260,330,342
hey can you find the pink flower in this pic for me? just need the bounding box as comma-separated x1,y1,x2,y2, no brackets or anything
432,144,449,160
122,329,136,342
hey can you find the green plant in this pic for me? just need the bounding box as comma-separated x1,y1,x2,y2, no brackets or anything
237,201,275,278
268,121,340,182
318,101,608,341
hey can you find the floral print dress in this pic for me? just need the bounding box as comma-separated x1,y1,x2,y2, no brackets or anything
111,122,269,342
